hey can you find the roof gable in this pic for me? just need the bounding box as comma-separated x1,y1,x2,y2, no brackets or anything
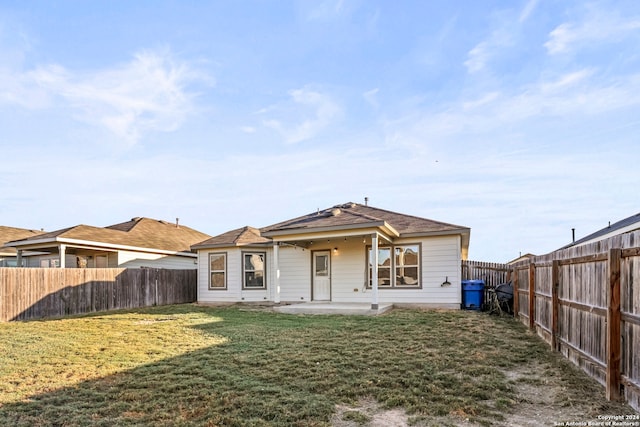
105,217,212,252
192,226,271,249
261,202,468,236
192,202,470,256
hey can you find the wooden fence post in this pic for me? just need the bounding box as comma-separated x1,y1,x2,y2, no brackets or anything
606,248,622,401
513,266,519,318
551,260,560,352
529,262,536,330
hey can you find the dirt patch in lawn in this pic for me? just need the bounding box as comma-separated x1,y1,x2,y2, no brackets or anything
331,360,636,427
332,398,410,427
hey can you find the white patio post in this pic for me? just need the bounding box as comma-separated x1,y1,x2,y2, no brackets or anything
59,244,66,268
371,233,379,309
274,242,281,303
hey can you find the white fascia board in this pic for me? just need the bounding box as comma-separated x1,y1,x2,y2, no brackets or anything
265,221,400,241
577,224,640,246
380,222,400,238
400,228,471,239
401,228,471,253
7,237,197,258
192,242,272,250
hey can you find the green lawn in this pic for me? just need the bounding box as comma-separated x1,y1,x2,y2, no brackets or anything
0,305,628,426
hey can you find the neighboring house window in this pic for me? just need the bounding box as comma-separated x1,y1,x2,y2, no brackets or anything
209,253,227,290
95,255,108,268
40,259,59,268
367,244,421,288
243,252,266,289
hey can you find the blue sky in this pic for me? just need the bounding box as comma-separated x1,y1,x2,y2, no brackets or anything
1,0,639,262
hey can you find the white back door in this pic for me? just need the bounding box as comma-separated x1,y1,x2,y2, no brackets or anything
312,251,331,301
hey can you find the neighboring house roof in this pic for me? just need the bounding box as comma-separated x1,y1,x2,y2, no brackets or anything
507,253,535,265
0,226,45,255
192,226,271,249
563,212,640,249
193,202,470,253
6,217,211,254
105,217,212,252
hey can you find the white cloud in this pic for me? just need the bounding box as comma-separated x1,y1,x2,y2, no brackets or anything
462,92,500,111
305,0,350,21
545,23,577,55
464,21,515,73
539,69,592,93
519,0,539,23
3,49,211,145
545,7,640,55
363,88,379,108
0,69,51,108
403,70,640,140
0,26,50,109
464,41,493,74
262,87,342,143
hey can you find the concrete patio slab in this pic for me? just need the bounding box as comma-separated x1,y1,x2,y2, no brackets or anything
273,302,394,316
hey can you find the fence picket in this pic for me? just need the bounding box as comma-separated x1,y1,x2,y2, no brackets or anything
496,230,640,411
0,268,196,322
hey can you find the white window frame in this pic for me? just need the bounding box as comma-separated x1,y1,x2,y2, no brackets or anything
242,251,266,290
394,244,420,288
368,246,392,288
209,252,227,290
367,243,421,288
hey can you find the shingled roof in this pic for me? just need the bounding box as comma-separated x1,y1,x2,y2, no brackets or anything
563,212,640,248
6,218,211,253
261,202,468,236
0,226,45,254
192,202,469,250
192,226,271,249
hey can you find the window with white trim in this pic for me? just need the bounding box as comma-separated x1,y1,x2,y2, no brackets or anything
394,245,419,286
368,246,392,287
367,244,420,288
243,252,266,289
209,253,227,290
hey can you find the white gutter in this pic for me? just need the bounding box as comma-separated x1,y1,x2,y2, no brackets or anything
262,221,400,239
5,237,197,258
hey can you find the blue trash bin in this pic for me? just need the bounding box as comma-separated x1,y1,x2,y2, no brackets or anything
461,280,485,310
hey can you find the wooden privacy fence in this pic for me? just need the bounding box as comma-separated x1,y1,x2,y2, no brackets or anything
461,260,512,310
0,268,197,321
513,230,640,412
